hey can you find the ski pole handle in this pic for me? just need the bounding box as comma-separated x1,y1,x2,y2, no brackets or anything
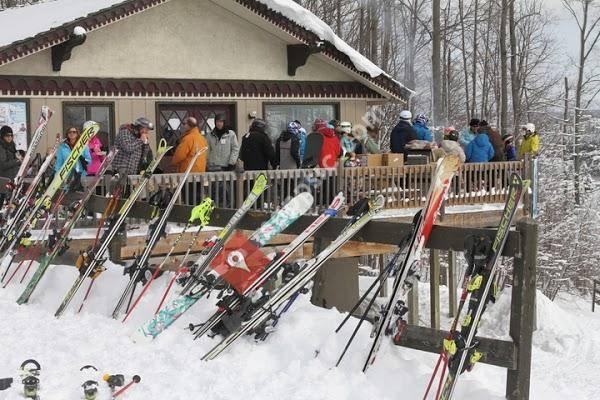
113,375,141,398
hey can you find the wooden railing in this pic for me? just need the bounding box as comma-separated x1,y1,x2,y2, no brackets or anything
124,160,526,212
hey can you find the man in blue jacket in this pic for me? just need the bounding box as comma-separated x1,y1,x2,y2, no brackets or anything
465,131,495,162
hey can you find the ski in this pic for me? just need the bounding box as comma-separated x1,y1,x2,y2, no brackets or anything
121,197,215,322
16,149,118,305
190,192,345,340
7,106,53,208
54,139,172,317
360,155,460,373
436,173,525,400
133,186,309,341
200,195,384,361
0,122,99,280
111,147,207,319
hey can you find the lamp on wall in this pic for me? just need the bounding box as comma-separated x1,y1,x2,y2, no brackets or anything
51,26,87,72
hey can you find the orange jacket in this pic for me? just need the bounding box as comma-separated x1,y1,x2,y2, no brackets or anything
171,127,208,173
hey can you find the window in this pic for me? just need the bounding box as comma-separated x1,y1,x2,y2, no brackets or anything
264,103,338,142
0,99,29,151
63,103,114,150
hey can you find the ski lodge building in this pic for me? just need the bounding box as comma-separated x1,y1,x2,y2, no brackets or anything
0,0,410,153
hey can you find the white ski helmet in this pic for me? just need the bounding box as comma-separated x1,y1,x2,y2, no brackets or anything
521,123,535,133
399,110,412,121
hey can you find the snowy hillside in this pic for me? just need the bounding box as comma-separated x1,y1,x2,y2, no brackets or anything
0,262,598,399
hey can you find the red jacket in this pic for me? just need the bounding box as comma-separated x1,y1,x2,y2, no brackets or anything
318,127,341,168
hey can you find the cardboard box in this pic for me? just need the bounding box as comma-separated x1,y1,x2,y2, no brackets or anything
359,154,383,167
382,153,404,167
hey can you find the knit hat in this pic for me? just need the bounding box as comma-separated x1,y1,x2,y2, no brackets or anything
399,110,412,120
215,113,226,122
313,118,328,132
339,121,352,134
502,134,514,143
415,113,428,125
0,125,13,137
469,118,480,127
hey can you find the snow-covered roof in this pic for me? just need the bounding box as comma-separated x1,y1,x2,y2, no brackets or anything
0,0,411,100
0,0,123,48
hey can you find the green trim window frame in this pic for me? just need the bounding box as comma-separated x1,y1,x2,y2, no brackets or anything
62,102,115,150
0,98,30,151
263,102,339,142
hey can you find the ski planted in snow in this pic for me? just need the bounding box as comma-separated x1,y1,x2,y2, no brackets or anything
54,139,172,317
359,155,460,373
16,149,118,305
111,147,207,319
435,173,525,400
190,192,345,341
200,195,384,361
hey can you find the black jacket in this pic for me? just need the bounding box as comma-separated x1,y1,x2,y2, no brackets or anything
276,130,300,169
240,129,276,171
390,120,417,157
0,140,20,179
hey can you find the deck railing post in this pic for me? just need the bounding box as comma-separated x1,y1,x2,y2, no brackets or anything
506,218,537,400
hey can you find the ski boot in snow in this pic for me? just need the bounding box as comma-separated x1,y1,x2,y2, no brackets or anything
19,359,40,400
82,380,98,400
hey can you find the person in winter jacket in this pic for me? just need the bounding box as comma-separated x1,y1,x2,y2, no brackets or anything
465,132,495,163
276,121,301,169
301,119,327,168
292,120,307,164
54,127,92,177
354,125,380,154
479,120,505,161
339,121,359,155
503,134,517,161
240,119,277,171
459,118,479,148
113,117,153,176
0,126,21,179
86,135,106,176
413,113,433,142
390,110,417,158
172,117,208,173
440,129,466,163
518,123,540,159
317,126,342,168
206,114,239,171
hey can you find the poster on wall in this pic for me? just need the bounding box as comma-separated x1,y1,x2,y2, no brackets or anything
0,101,28,151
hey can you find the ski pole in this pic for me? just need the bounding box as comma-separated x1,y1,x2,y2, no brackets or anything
112,375,141,398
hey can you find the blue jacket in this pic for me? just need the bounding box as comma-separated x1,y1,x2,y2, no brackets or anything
54,141,92,177
505,144,516,161
413,121,433,141
297,128,307,163
465,134,495,163
459,128,476,148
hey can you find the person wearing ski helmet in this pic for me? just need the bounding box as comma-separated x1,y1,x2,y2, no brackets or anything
113,117,153,176
390,110,417,158
206,113,239,171
0,126,22,180
276,121,301,169
413,113,433,142
518,123,539,159
172,117,208,173
54,126,92,177
459,118,480,148
240,118,276,171
503,134,517,161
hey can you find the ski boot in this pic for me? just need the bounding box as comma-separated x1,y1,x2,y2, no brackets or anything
82,380,98,400
19,359,40,400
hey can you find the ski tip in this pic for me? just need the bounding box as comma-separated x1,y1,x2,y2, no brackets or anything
252,174,269,194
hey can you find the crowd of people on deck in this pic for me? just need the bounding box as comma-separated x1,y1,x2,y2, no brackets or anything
0,110,540,181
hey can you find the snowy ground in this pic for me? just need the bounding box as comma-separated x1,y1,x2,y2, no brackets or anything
0,261,598,399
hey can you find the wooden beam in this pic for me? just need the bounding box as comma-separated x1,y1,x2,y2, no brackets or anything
506,218,537,400
85,195,521,255
395,325,517,370
429,249,440,329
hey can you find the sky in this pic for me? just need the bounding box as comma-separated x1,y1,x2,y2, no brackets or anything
546,0,581,61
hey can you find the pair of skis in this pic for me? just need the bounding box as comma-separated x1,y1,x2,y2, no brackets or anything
54,139,172,317
200,194,385,361
15,149,118,304
0,121,100,279
111,147,207,320
189,192,346,341
424,173,526,400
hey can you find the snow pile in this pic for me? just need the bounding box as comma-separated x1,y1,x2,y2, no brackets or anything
0,261,598,399
0,0,125,48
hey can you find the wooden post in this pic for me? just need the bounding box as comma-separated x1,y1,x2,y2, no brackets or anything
447,250,457,318
235,171,244,209
429,249,440,329
378,254,388,297
407,279,419,325
506,218,537,400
